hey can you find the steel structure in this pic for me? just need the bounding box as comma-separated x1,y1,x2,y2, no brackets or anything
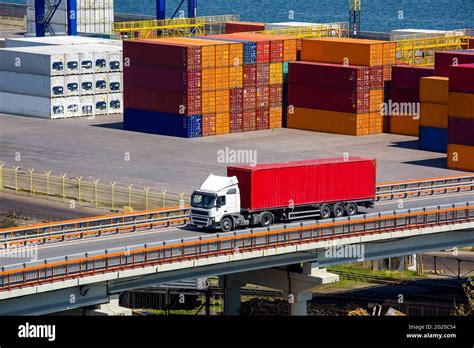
395,29,472,66
253,22,349,38
34,0,77,37
349,0,361,38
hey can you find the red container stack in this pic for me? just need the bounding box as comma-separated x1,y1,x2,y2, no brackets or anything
225,22,265,34
435,51,474,77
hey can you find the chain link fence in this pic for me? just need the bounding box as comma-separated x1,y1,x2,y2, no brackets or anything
0,164,189,212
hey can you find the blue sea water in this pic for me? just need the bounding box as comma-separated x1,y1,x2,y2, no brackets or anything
6,0,474,32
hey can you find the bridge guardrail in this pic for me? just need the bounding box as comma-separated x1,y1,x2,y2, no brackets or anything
1,202,473,291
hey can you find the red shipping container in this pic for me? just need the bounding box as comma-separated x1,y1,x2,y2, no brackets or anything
124,86,201,115
202,114,216,136
288,85,370,114
270,85,283,106
230,111,243,133
470,38,474,49
230,88,244,110
225,22,265,34
227,157,377,211
256,63,270,86
243,110,256,131
256,86,270,108
226,34,271,63
390,88,420,103
123,40,202,70
449,63,474,93
435,51,474,77
448,117,474,146
289,62,371,90
256,108,270,130
243,65,257,87
391,65,434,90
369,66,384,89
124,65,201,92
243,87,256,110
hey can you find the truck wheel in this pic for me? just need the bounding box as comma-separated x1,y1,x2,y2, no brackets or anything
346,203,358,216
333,203,345,218
220,217,234,232
260,212,273,227
320,205,332,219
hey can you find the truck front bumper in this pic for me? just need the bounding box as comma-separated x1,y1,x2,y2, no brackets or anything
191,215,214,228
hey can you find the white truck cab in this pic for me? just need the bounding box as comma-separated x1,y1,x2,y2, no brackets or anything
190,174,241,230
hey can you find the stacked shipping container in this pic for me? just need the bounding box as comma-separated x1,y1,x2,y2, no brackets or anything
225,22,265,34
286,38,395,136
447,63,474,171
419,76,449,152
0,41,123,119
389,65,434,136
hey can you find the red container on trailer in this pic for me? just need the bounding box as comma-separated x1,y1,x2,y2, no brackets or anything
124,65,201,92
390,88,420,103
243,65,257,87
243,110,256,131
435,51,474,77
391,65,434,90
288,62,371,90
124,86,201,115
225,22,265,34
243,87,256,110
270,85,283,106
230,111,243,133
256,85,270,108
230,88,244,111
123,40,202,70
227,157,377,211
448,117,474,146
256,108,270,130
288,85,370,113
449,63,474,93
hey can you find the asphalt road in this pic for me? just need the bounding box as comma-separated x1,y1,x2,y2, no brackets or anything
1,191,473,267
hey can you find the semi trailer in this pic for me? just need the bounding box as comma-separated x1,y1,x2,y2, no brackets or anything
190,157,377,232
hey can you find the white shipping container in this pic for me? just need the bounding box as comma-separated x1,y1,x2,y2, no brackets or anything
390,29,450,41
80,95,95,117
65,97,81,117
94,73,108,94
5,36,122,48
79,74,95,95
0,92,66,119
0,47,65,76
108,93,123,114
0,71,65,98
265,22,323,30
108,72,122,93
94,94,108,115
65,75,80,96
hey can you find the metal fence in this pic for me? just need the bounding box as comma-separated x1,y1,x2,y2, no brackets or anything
1,202,473,290
0,164,188,212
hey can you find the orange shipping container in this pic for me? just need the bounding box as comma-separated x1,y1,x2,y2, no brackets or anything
420,103,448,129
229,66,243,88
370,89,383,113
419,77,449,104
202,69,216,92
301,38,384,67
269,106,283,129
215,67,230,90
390,115,419,136
202,113,216,136
202,91,216,114
382,42,397,65
215,112,230,135
287,107,373,136
215,90,230,113
448,92,474,119
448,144,474,171
269,62,283,85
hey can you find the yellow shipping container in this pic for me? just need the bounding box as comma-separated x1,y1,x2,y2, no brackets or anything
420,102,448,129
301,38,384,66
202,69,216,92
269,63,283,85
420,77,449,104
448,144,474,172
269,106,283,129
370,89,383,113
287,107,372,136
229,66,243,89
202,91,216,114
215,67,230,90
215,112,230,135
215,90,230,113
449,92,474,119
390,115,419,136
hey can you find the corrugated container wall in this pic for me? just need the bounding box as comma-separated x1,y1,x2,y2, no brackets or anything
435,51,474,77
227,157,376,211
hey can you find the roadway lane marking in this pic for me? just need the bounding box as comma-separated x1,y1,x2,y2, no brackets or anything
376,191,474,206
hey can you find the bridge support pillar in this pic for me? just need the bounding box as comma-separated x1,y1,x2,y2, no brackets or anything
378,254,417,272
220,264,338,316
84,295,132,316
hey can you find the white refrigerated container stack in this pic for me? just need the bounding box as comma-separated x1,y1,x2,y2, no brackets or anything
26,0,115,35
0,41,123,119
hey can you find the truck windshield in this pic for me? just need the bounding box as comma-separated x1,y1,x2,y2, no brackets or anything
191,193,216,209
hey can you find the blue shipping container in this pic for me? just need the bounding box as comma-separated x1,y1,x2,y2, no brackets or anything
419,126,448,153
196,36,257,65
124,109,202,138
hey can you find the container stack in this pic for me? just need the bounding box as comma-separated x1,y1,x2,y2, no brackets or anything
419,76,449,152
469,38,474,49
225,22,265,34
447,63,474,171
435,50,474,77
26,0,115,35
286,38,395,136
0,42,123,119
389,65,434,136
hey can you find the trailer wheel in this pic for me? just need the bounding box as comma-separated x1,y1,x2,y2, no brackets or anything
220,217,234,232
346,203,358,216
333,203,345,218
260,212,273,227
320,205,332,219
